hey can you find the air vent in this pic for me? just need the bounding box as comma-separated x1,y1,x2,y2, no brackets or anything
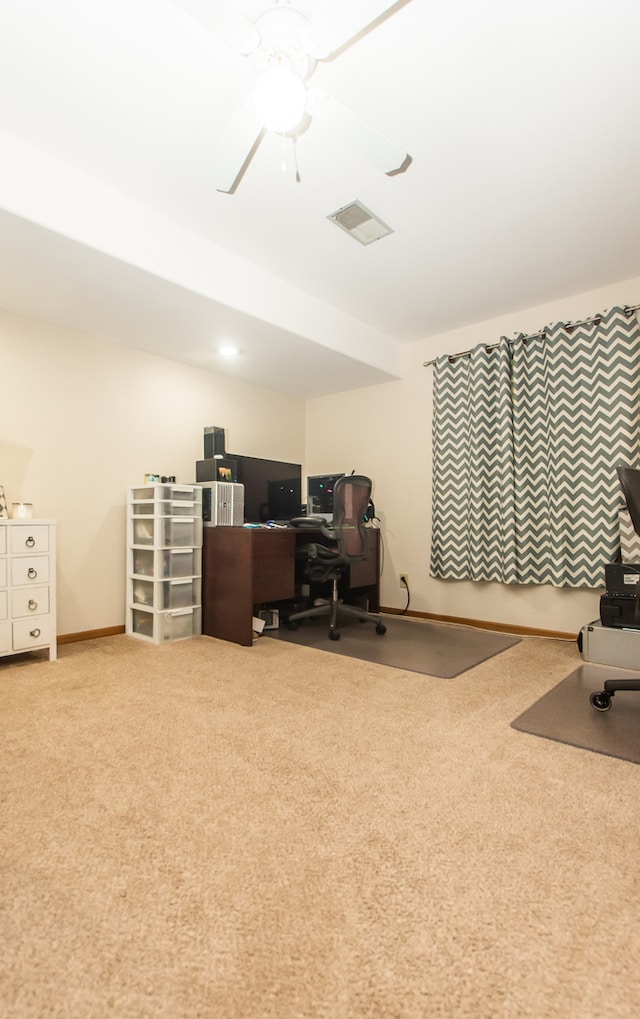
327,200,393,246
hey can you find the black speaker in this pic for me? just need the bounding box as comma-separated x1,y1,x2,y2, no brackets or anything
204,426,225,459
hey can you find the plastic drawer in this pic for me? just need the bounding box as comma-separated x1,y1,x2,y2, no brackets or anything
132,517,202,548
159,517,202,548
132,519,155,545
130,487,156,502
130,485,203,504
130,606,201,642
131,548,155,576
159,607,200,641
132,578,201,611
131,607,154,638
131,500,201,517
162,549,200,578
131,547,200,579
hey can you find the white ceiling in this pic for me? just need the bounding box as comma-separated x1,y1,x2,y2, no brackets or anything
1,0,639,397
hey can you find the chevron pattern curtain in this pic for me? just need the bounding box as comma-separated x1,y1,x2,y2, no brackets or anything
430,339,517,582
430,306,640,588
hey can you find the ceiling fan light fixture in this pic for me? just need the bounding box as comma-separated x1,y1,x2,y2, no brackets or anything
254,66,306,134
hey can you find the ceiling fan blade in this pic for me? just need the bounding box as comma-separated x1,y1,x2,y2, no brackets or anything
213,103,265,194
171,0,259,54
303,0,410,60
309,92,411,177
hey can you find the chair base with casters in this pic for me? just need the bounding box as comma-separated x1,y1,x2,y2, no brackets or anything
590,678,640,711
287,540,386,642
590,467,640,711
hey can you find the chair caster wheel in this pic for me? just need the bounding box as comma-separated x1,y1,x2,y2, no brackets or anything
287,620,299,631
590,691,612,711
329,630,340,641
376,623,387,635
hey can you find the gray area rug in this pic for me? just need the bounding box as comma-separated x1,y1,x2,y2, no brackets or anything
512,664,640,765
267,615,520,678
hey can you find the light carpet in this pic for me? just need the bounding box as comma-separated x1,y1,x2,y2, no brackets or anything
2,633,640,1019
267,614,520,677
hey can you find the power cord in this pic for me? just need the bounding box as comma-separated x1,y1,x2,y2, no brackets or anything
400,575,410,615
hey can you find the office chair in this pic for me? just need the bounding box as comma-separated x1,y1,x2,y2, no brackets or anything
590,679,640,711
287,474,387,641
590,465,640,710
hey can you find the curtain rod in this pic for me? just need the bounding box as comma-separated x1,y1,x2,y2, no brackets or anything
422,303,640,367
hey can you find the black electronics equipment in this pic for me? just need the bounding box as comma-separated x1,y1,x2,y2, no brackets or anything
600,595,640,628
600,563,640,629
306,473,345,517
197,454,301,522
203,425,226,459
196,457,238,484
599,467,640,628
605,563,640,597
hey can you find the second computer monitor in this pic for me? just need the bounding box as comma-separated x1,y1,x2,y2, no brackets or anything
306,473,345,519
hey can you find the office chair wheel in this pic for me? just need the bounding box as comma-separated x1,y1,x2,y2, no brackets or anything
329,629,340,641
376,623,387,635
590,691,612,711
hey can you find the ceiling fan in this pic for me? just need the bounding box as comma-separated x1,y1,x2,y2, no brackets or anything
173,0,413,193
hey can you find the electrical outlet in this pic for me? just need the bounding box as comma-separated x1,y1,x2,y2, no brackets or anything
399,573,409,589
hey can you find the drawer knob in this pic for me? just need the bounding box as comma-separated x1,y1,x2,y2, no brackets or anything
30,628,41,638
28,599,38,610
27,567,38,579
25,536,36,548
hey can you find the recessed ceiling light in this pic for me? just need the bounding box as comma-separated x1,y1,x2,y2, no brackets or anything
219,345,241,357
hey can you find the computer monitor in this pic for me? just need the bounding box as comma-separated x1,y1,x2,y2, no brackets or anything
306,473,345,518
228,454,302,523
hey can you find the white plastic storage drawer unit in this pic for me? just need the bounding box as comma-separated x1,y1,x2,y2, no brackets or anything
126,484,202,644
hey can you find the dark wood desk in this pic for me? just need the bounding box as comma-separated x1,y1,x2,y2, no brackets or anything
202,526,380,646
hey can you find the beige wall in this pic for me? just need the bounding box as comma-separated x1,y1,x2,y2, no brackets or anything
4,274,639,641
0,309,305,636
305,276,640,636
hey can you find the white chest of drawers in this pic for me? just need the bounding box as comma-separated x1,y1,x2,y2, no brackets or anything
0,520,57,662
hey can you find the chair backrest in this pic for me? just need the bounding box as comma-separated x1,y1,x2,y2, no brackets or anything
330,475,372,561
618,466,640,535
